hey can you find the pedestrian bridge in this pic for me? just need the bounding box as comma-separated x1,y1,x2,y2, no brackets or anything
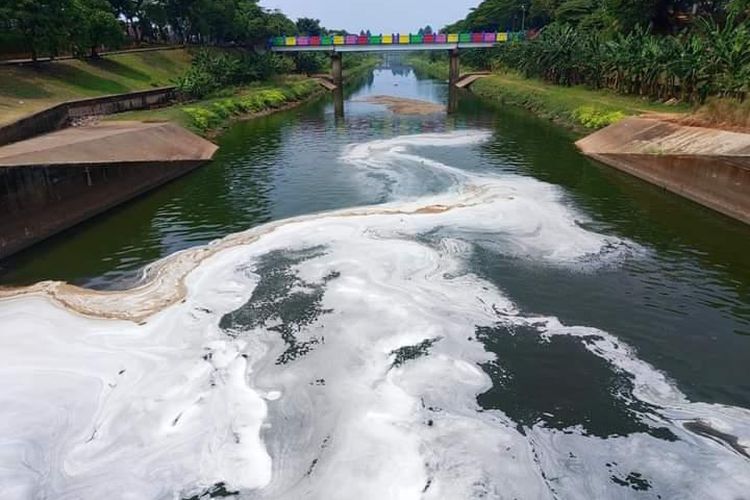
269,32,527,52
269,32,529,91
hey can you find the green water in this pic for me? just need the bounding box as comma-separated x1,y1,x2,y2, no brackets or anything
2,65,749,415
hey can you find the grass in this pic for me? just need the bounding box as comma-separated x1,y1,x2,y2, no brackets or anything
109,57,380,136
471,71,690,132
110,76,322,136
0,49,192,124
408,56,691,132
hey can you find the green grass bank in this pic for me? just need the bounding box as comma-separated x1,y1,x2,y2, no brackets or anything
0,49,192,125
111,57,380,137
408,57,689,133
111,77,322,136
1,50,379,138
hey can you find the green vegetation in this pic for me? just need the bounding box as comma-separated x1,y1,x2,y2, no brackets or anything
440,0,749,129
173,46,378,99
111,57,379,136
0,1,375,126
570,106,626,129
175,50,295,99
0,0,298,60
70,0,125,58
409,56,685,131
487,20,750,103
446,0,749,35
111,78,320,135
470,72,687,131
0,0,123,60
0,48,192,124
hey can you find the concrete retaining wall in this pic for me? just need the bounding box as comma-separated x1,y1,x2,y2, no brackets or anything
0,87,177,147
576,117,750,225
0,160,202,258
0,121,217,259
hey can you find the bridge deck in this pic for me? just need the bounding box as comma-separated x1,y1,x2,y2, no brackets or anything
271,42,498,53
269,31,529,53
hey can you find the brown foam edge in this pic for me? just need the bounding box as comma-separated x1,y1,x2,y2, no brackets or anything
0,198,476,323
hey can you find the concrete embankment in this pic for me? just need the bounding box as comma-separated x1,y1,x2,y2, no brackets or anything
576,117,750,224
0,121,217,259
0,87,177,146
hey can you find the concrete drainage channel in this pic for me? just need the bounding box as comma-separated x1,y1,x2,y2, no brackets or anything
0,87,219,261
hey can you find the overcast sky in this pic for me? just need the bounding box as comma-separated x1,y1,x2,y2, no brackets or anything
259,0,479,34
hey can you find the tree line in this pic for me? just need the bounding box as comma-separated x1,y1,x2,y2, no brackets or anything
446,0,749,102
0,0,307,60
447,0,748,34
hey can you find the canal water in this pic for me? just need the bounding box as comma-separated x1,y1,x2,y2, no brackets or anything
1,66,749,498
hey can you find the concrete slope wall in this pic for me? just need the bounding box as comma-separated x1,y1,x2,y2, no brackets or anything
0,161,204,258
0,121,217,259
576,117,750,225
0,87,177,147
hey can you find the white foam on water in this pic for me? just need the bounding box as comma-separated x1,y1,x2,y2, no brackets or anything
0,132,748,499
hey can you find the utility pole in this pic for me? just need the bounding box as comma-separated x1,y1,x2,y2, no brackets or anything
521,4,527,32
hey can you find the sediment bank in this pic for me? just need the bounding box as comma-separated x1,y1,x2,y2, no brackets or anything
577,117,750,224
0,121,217,259
361,96,445,115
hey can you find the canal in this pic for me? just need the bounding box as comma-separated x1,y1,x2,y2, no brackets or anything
1,65,749,498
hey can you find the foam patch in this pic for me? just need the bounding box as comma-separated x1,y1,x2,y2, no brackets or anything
0,132,747,499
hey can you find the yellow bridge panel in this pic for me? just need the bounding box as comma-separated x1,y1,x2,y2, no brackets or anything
497,32,507,42
285,37,296,46
382,34,393,44
447,33,459,43
333,35,345,45
398,34,409,44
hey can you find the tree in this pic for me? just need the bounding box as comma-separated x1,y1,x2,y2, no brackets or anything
296,17,323,35
2,0,70,60
258,9,297,38
71,0,124,57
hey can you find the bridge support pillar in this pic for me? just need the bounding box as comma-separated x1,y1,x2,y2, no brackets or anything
331,53,343,87
449,49,460,88
333,87,344,118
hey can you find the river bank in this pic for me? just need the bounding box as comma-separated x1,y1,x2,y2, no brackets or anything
0,49,193,125
109,58,380,137
408,57,688,133
109,77,323,137
409,57,749,225
0,59,379,260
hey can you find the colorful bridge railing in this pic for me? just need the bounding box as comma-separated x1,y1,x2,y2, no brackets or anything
270,32,529,48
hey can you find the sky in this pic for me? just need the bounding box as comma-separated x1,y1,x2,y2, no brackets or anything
259,0,479,34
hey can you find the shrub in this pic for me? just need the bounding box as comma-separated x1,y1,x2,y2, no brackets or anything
571,106,626,128
176,50,296,99
182,81,318,132
183,107,220,131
